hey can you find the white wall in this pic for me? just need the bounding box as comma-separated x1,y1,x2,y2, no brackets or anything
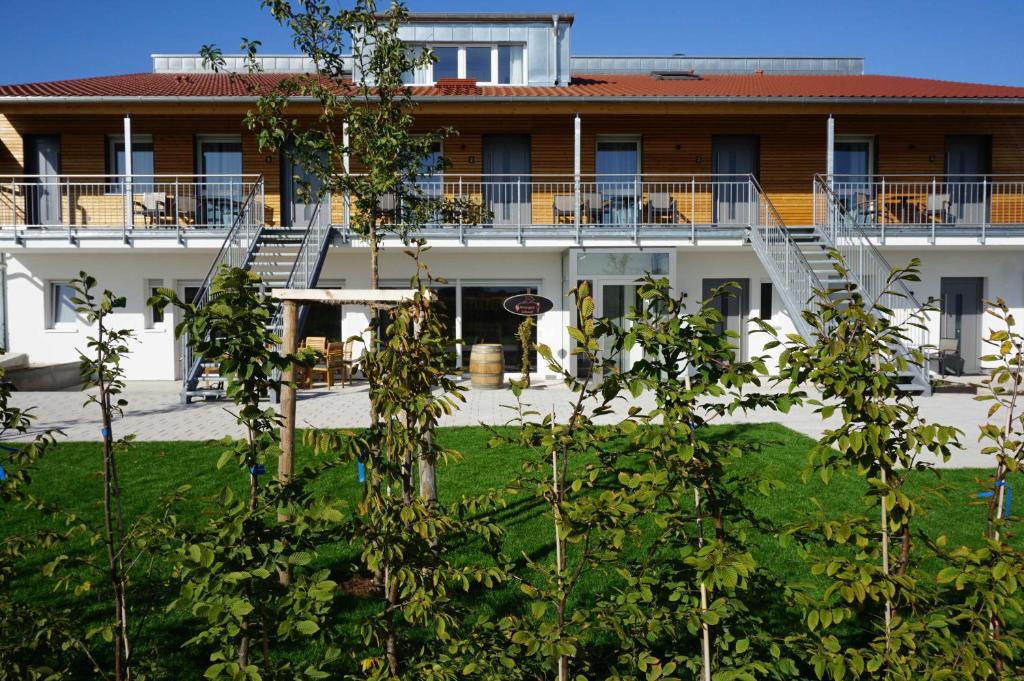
6,245,1024,382
6,252,213,380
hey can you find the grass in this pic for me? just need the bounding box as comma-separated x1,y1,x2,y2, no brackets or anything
3,423,1019,676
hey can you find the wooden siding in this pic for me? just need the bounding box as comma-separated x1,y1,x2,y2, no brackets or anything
2,111,1023,228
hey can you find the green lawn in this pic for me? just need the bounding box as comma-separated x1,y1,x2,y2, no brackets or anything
2,423,1016,676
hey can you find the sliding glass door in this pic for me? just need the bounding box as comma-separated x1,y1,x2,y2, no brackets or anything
197,135,243,227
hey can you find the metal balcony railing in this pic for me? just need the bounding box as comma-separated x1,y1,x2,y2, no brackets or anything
814,174,1024,241
0,174,264,241
330,173,767,240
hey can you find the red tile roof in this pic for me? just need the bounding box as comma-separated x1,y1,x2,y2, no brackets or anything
2,72,1024,101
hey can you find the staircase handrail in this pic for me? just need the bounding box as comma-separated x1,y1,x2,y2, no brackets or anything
180,176,265,394
269,195,334,342
813,175,930,348
747,176,823,341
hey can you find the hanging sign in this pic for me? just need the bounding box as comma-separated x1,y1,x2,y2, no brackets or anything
503,293,554,317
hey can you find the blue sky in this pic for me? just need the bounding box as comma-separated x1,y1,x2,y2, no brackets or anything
2,0,1023,86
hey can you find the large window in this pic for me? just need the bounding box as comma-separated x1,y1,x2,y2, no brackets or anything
403,44,526,85
461,285,536,372
380,281,539,372
106,134,155,192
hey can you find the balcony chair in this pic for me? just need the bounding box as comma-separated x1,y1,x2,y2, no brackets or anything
138,192,166,227
580,192,604,224
645,192,677,224
175,195,197,227
552,194,577,224
378,193,400,223
925,193,952,225
852,192,876,226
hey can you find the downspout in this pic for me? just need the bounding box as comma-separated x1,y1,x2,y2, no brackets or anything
826,114,835,189
551,15,560,86
0,253,7,351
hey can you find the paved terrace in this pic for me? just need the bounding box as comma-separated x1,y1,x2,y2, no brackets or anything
4,378,998,469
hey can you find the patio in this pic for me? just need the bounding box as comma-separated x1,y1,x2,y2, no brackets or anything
5,377,997,468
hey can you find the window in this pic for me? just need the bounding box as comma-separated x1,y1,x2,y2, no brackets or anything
106,135,155,192
496,46,525,85
404,44,527,85
460,285,536,372
146,278,165,328
50,282,77,328
760,282,773,319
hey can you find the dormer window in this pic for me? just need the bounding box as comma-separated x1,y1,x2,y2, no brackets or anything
404,44,526,86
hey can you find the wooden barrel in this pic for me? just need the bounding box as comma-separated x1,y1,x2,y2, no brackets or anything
469,344,505,390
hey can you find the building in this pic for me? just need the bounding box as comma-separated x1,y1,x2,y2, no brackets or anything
1,12,1023,398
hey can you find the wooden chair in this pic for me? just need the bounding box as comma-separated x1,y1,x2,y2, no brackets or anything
309,340,354,389
303,336,328,353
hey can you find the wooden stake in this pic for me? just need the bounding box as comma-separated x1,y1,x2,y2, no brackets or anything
551,407,568,681
278,299,298,586
684,372,712,681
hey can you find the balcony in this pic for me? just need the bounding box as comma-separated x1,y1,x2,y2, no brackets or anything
0,174,264,243
330,174,767,242
816,174,1024,242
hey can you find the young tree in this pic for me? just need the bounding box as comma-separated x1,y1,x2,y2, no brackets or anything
73,273,136,681
152,267,347,678
601,276,803,679
775,254,962,679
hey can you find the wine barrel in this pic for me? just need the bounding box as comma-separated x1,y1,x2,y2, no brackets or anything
469,344,505,390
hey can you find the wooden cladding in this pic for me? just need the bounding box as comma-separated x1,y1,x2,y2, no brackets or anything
2,111,1023,228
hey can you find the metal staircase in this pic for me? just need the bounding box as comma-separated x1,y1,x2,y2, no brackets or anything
748,176,932,395
180,190,334,403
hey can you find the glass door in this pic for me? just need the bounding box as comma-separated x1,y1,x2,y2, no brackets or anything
833,136,874,223
712,135,758,226
196,136,243,227
25,135,61,227
596,137,640,226
599,282,643,373
945,136,991,225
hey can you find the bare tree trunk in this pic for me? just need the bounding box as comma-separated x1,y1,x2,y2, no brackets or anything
694,487,712,681
880,465,892,649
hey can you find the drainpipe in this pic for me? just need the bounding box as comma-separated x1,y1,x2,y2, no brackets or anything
124,113,134,233
826,114,835,190
0,253,7,351
551,15,560,86
574,114,581,242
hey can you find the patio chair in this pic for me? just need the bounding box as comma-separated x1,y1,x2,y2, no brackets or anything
935,336,964,377
852,192,876,225
579,192,604,223
309,341,348,389
645,192,677,224
175,195,197,226
303,336,328,353
925,193,952,225
138,192,166,226
552,195,577,224
378,193,400,223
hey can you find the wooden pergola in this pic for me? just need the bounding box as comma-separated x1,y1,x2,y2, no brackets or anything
270,288,423,585
270,288,423,488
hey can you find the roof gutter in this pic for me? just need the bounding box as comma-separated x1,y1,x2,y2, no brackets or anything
3,95,1024,105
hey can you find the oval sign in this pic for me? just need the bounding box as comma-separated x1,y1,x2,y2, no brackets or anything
503,293,554,317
